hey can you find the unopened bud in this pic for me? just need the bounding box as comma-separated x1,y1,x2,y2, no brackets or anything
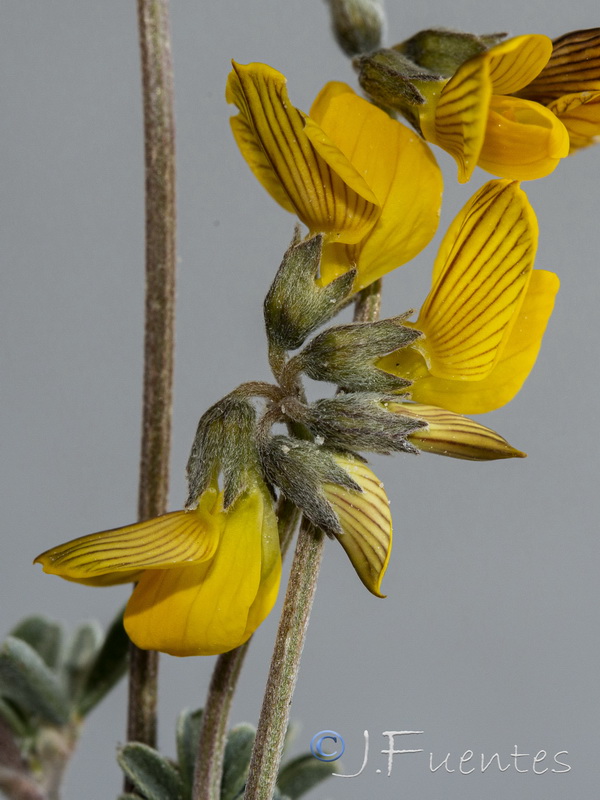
186,395,260,509
326,0,386,57
388,402,526,460
294,315,421,392
264,231,356,351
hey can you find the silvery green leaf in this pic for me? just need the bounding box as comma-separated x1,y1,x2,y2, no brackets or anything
64,620,103,701
221,723,256,800
0,697,29,737
117,743,185,800
76,610,129,716
10,615,64,670
264,232,356,351
277,753,333,798
0,637,69,725
175,707,203,793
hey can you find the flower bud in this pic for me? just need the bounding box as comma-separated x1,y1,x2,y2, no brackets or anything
326,0,386,57
186,395,260,509
264,231,356,351
295,316,421,393
388,402,526,460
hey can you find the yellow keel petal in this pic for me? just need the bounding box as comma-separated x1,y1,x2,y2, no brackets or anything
478,96,569,180
125,485,279,657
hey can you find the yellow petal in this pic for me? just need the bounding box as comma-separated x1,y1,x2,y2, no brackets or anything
519,28,600,102
311,82,442,289
227,62,380,244
229,110,296,214
412,180,538,380
423,36,552,182
485,35,552,95
34,488,223,580
242,492,281,641
57,570,146,587
424,59,491,183
478,96,569,180
389,403,526,460
324,457,392,598
548,90,600,152
406,270,559,413
124,484,280,657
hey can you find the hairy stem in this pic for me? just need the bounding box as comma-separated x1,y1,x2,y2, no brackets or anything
192,498,302,800
127,0,176,761
243,282,382,799
243,521,324,800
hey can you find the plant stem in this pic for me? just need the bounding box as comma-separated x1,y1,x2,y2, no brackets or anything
192,498,302,800
127,0,176,758
243,283,382,800
243,521,324,800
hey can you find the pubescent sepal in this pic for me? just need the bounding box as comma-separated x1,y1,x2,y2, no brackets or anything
326,0,386,57
294,316,421,392
186,395,259,509
353,48,437,117
291,393,425,454
264,232,356,351
259,435,361,534
394,29,506,76
388,402,527,460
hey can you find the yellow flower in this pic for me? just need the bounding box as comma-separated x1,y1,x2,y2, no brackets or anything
416,35,570,182
227,61,442,291
516,28,600,153
378,179,559,414
34,481,281,657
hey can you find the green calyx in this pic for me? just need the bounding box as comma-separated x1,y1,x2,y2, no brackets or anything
259,435,362,534
288,315,421,392
186,395,262,510
264,231,356,352
393,28,506,76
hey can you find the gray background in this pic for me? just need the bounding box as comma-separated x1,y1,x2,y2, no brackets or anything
2,1,599,798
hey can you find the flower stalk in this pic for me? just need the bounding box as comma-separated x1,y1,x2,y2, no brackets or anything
127,0,176,758
243,521,325,800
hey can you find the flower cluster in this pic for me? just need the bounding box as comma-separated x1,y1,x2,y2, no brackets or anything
36,35,569,656
356,27,600,182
